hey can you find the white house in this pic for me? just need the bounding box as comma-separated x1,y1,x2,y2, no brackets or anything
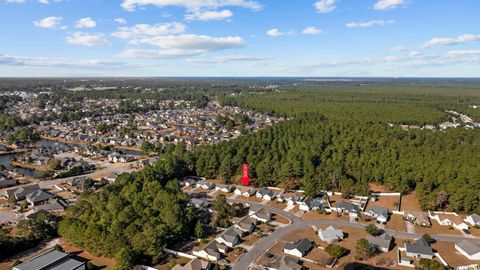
429,212,469,231
249,207,272,223
455,240,480,260
317,226,344,243
465,214,480,227
283,238,312,258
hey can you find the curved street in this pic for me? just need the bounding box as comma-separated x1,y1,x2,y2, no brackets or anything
230,200,480,270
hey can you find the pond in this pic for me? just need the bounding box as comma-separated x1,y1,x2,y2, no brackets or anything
0,153,39,178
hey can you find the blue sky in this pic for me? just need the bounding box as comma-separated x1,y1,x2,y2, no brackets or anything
1,0,480,77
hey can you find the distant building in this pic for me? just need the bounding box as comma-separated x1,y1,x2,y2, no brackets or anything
13,249,85,270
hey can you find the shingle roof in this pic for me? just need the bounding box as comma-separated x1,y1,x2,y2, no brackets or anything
367,206,390,217
284,238,312,254
366,233,393,250
318,226,343,241
456,240,480,256
13,250,74,270
405,239,434,256
26,190,54,204
277,255,303,270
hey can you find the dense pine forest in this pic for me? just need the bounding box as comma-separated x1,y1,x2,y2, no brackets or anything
57,81,480,268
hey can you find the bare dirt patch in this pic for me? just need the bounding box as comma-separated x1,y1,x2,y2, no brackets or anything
400,193,423,212
367,195,400,211
272,213,290,224
386,214,406,231
60,238,116,269
415,221,462,235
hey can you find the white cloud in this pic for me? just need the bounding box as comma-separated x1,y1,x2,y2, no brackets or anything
446,50,480,58
346,20,394,28
66,32,110,47
4,0,26,3
185,9,233,21
0,53,138,69
33,16,62,28
373,0,407,10
266,28,293,37
114,18,127,24
314,0,336,13
121,0,261,12
189,55,274,63
390,46,407,52
302,26,322,35
120,34,244,59
409,51,423,57
420,34,480,48
112,23,186,39
76,17,96,28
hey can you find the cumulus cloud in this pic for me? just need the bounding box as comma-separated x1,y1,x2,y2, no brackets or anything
121,0,261,12
314,0,336,13
66,32,110,47
76,17,96,28
266,28,293,37
302,26,322,35
446,50,480,58
420,34,480,48
346,20,394,28
114,18,127,24
185,9,233,21
112,23,186,39
33,16,62,28
119,34,244,59
373,0,407,10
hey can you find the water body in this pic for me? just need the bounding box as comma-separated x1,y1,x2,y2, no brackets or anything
0,153,38,178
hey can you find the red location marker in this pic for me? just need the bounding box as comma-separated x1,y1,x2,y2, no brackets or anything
241,163,250,186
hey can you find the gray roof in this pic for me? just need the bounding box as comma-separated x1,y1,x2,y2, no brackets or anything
366,233,393,250
405,239,434,256
13,184,41,199
253,208,272,220
236,216,255,231
470,214,480,224
367,206,390,217
284,238,312,254
48,257,84,270
277,255,303,270
456,240,480,256
13,250,77,270
318,226,344,241
26,190,54,204
36,198,68,211
0,179,17,188
220,227,241,243
336,201,360,212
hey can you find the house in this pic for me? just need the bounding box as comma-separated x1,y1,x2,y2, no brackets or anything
13,249,85,270
215,227,242,247
0,178,17,189
403,211,431,227
429,212,469,231
26,190,55,206
36,198,68,212
103,173,118,183
172,258,210,270
191,198,209,209
1,184,41,200
249,207,272,223
365,206,391,224
317,226,344,243
404,239,434,260
366,233,393,252
193,241,227,262
235,216,256,234
67,176,94,190
299,197,325,212
284,238,312,258
215,184,233,193
197,181,215,190
268,255,303,270
465,214,480,227
455,240,480,260
256,187,276,201
234,187,256,197
335,200,360,217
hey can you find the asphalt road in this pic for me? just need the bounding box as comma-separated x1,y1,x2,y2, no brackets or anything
231,200,480,270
